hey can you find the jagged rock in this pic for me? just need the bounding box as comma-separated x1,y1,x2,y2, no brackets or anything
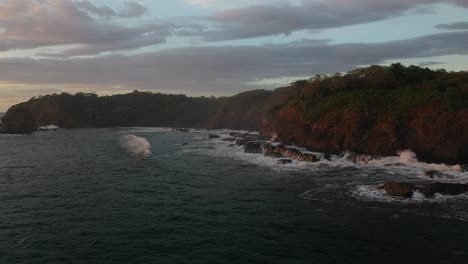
245,142,263,154
263,145,283,158
419,183,468,197
380,182,416,198
236,138,251,146
297,153,319,162
263,144,318,162
222,138,236,142
209,134,220,139
280,146,317,162
278,159,293,165
347,153,376,164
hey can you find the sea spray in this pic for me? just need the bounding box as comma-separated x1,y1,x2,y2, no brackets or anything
398,149,419,164
120,134,152,159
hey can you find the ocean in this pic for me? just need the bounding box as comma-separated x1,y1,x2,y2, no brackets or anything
1,128,468,263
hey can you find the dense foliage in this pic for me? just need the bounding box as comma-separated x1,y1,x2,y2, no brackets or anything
284,64,468,121
3,64,467,130
12,91,220,128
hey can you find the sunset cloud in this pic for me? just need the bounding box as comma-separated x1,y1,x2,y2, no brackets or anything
198,0,468,41
0,0,167,56
0,0,468,110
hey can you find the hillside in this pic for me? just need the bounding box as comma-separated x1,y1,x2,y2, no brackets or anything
260,64,468,163
1,91,220,129
2,64,467,162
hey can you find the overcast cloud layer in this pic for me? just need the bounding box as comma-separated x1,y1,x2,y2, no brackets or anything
0,0,468,110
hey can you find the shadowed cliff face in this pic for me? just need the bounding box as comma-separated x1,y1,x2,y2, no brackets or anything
208,87,301,131
2,91,220,129
260,105,468,163
2,64,467,163
1,107,36,134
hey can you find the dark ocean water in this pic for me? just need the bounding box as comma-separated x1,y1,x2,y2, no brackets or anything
1,128,468,264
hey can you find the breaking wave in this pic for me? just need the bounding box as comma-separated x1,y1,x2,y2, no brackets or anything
38,125,59,131
119,134,152,159
351,185,468,204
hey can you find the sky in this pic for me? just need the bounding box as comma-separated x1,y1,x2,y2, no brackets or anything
1,0,468,111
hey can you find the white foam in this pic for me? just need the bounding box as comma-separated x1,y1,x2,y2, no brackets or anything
182,137,320,172
348,150,468,182
183,130,468,180
38,125,59,131
119,134,152,159
398,149,419,164
351,185,468,204
121,127,172,133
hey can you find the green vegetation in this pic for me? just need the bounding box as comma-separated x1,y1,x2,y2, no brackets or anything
3,63,467,132
17,90,220,128
295,64,468,121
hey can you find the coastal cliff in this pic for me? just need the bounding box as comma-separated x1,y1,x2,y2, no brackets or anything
2,64,467,163
260,64,468,163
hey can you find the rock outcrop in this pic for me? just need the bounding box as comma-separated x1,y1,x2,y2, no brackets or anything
419,183,468,197
380,181,468,198
380,182,417,198
0,107,36,134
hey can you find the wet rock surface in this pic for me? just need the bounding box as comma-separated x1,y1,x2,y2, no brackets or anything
380,181,468,198
208,132,320,163
278,159,293,165
244,142,263,154
380,182,416,198
419,183,468,197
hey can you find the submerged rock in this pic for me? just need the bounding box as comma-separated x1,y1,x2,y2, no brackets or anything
173,128,189,133
278,159,293,165
419,183,468,197
273,145,318,162
209,134,220,139
380,181,468,198
236,138,251,146
297,153,319,162
245,142,263,154
347,153,377,164
380,182,416,198
423,170,454,179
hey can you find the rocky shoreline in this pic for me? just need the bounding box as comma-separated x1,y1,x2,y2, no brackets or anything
217,132,320,165
380,181,468,198
2,65,467,163
206,131,468,200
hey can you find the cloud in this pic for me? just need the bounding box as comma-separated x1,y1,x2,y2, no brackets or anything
436,21,468,30
418,61,446,67
0,0,166,56
196,0,468,41
0,30,467,98
1,0,467,56
187,0,218,8
118,1,148,18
